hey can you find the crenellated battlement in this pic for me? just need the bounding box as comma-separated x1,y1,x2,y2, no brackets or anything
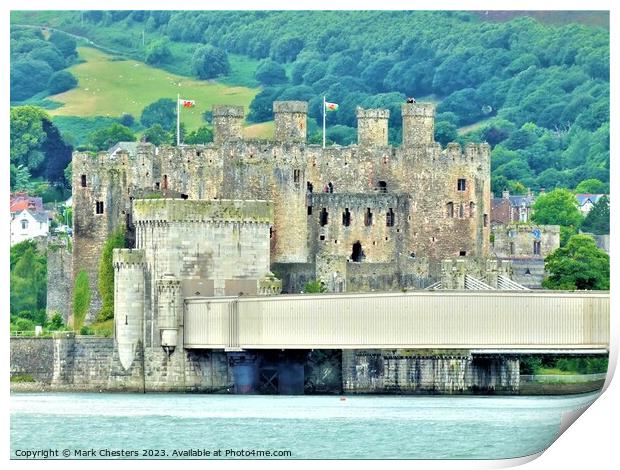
132,199,274,224
113,249,146,269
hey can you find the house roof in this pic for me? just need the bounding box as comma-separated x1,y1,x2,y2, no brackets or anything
10,193,43,213
575,194,606,206
108,141,140,156
14,209,49,224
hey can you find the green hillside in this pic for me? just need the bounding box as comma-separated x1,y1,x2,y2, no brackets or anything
49,47,260,131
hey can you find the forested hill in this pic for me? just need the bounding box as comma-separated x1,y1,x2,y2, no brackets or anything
11,11,609,196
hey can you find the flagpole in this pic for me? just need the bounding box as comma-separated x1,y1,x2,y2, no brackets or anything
322,95,326,149
176,93,180,147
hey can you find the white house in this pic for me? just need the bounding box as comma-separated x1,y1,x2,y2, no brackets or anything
10,209,49,246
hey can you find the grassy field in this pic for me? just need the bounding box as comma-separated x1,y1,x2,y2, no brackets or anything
243,121,275,140
48,47,262,132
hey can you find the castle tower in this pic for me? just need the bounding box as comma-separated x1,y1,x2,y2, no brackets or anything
156,273,182,354
274,101,308,143
356,107,390,147
402,102,435,146
213,105,244,144
113,249,146,370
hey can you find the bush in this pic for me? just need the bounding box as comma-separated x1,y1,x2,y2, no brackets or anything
13,318,35,332
303,280,327,293
47,312,65,330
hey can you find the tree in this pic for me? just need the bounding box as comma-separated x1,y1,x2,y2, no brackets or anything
87,123,136,151
542,235,609,290
73,270,91,330
271,36,304,62
10,59,53,101
140,98,177,131
28,45,66,71
254,59,287,85
10,106,49,172
98,229,126,322
192,45,230,79
531,189,583,228
39,118,73,184
143,124,170,146
48,31,77,58
10,241,47,317
434,121,458,147
581,196,609,235
119,113,135,127
145,38,172,65
184,126,213,144
48,70,78,94
575,178,608,194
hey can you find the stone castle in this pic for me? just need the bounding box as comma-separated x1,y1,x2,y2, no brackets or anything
72,101,491,322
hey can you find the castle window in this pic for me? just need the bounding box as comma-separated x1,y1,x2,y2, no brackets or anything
307,182,313,193
155,182,160,190
95,201,104,214
181,194,189,200
459,250,466,257
307,205,313,215
378,181,387,193
163,175,168,190
320,208,329,226
483,214,488,227
320,235,325,241
197,150,202,157
293,169,301,183
364,208,373,226
351,241,364,262
270,227,274,239
458,179,466,191
328,182,334,193
81,174,87,187
525,268,532,275
447,202,454,218
342,208,351,227
459,203,464,218
534,241,541,255
469,202,475,217
386,208,395,227
410,252,415,258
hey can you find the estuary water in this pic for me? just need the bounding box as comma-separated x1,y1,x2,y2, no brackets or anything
11,392,599,460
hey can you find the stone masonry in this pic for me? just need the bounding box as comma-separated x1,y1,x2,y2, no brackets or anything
71,100,491,319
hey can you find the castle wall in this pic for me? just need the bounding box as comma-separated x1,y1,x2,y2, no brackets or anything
46,238,72,323
342,350,520,394
71,100,492,321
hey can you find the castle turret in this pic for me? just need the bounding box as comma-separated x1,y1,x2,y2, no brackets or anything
356,107,390,147
402,103,435,146
113,249,146,370
157,273,182,355
274,101,308,143
213,105,244,144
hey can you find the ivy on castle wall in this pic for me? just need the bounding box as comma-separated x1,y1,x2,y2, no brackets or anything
73,270,91,331
97,229,127,322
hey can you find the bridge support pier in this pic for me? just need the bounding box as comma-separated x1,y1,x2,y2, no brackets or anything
228,352,259,394
277,352,306,395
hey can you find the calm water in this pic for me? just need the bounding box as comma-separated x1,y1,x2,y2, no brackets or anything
11,392,599,459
